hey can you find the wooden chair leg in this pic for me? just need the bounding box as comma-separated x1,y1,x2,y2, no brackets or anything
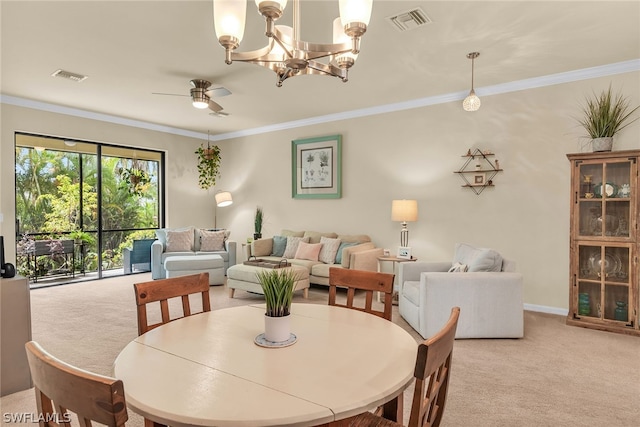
381,393,403,423
303,288,309,299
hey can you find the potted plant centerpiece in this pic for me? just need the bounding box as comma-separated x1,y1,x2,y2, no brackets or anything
256,268,299,343
254,206,263,240
577,85,639,152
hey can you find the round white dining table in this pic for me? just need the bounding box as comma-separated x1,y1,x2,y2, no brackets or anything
113,303,417,427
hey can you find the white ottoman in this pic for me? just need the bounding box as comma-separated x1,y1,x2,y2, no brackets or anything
164,254,224,285
227,264,310,298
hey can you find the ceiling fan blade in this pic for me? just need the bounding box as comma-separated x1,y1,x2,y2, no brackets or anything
206,87,232,98
210,111,230,118
208,99,224,113
152,92,189,97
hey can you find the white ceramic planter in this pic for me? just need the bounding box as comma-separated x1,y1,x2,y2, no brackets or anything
264,314,291,342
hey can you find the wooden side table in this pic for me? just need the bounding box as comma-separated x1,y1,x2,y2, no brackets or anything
377,256,418,304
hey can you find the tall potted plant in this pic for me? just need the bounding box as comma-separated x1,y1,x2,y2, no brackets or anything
577,85,639,152
256,268,299,343
195,144,221,189
254,206,263,240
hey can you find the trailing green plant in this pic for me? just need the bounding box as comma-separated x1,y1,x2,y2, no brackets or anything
577,85,640,138
254,206,263,235
195,144,222,190
256,268,299,317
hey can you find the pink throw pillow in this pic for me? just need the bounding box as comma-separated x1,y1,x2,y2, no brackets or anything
294,241,323,261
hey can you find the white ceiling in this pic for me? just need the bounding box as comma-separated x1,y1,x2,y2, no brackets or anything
1,1,639,140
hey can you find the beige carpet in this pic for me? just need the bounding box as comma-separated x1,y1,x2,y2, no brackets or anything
1,273,639,426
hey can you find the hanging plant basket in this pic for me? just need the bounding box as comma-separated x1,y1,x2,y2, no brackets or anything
119,166,151,197
195,144,222,190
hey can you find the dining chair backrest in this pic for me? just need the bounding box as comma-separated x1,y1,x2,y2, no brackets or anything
134,272,211,335
408,306,460,426
25,341,128,427
346,307,460,427
328,267,395,321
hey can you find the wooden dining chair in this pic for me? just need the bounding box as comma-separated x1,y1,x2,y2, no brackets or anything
25,340,129,427
328,267,395,321
134,272,211,335
347,307,461,427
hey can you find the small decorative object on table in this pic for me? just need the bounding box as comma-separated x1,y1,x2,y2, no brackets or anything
255,268,299,346
397,247,412,260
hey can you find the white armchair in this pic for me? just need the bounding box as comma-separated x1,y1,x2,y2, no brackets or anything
398,244,523,339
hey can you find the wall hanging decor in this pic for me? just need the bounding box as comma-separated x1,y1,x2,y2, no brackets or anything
455,148,503,195
292,135,342,199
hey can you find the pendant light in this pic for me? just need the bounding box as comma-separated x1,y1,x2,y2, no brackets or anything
463,52,481,112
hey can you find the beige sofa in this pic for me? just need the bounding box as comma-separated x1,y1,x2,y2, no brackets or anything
245,229,383,286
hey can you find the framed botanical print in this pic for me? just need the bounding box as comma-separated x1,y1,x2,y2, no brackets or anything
292,134,342,199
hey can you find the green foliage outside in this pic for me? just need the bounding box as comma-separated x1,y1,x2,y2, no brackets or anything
15,147,160,280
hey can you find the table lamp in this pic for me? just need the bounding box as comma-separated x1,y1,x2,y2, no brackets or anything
391,199,418,247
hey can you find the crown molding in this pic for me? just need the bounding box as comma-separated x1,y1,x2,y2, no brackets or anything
2,59,639,142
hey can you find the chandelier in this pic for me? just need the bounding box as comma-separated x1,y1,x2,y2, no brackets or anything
213,0,373,87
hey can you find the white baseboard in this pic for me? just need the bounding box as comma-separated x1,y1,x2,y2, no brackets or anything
524,303,568,317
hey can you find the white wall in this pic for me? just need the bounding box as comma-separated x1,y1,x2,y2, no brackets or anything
1,72,638,313
214,72,640,313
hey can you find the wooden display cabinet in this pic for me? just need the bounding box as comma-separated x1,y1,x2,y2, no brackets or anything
567,150,639,336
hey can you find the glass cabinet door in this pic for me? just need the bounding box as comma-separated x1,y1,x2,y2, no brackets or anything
576,244,631,323
577,160,633,239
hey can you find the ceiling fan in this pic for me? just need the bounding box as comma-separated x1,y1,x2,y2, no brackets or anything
153,79,231,116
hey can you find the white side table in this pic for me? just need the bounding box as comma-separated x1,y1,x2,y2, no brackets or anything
377,256,418,304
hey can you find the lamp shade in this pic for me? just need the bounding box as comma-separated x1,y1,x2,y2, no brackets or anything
214,0,247,43
391,200,418,222
215,191,233,207
339,0,373,26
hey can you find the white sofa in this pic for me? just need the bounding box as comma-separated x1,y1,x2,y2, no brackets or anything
398,243,523,339
151,227,236,280
245,229,383,286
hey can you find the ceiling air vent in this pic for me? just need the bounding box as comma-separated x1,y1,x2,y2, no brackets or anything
386,7,431,32
51,69,88,82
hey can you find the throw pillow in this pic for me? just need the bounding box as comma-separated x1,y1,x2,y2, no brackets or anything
271,235,287,257
448,262,468,273
294,241,323,261
318,236,341,264
283,236,309,259
453,243,503,272
303,231,338,244
199,229,226,251
166,229,193,252
156,226,192,249
335,241,358,264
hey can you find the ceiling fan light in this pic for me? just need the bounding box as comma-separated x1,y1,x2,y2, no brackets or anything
214,0,247,46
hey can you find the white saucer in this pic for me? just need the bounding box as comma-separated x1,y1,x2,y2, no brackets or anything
254,333,297,348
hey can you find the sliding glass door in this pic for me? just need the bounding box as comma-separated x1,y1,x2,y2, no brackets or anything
14,133,164,285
